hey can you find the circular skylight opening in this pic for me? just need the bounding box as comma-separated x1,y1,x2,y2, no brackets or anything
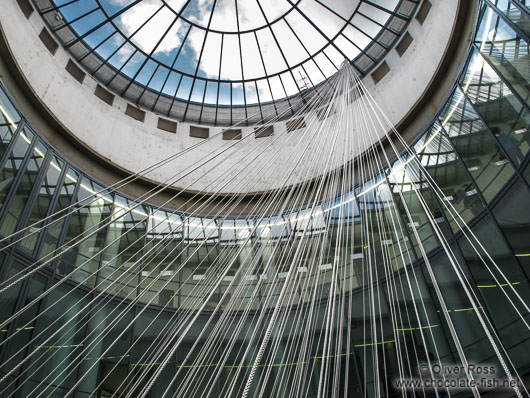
38,0,418,122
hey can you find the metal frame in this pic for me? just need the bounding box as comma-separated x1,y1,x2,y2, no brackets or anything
32,0,419,125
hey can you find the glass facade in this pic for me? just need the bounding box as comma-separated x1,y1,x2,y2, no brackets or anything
0,0,530,397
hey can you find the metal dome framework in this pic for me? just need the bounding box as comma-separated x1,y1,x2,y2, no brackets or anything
34,0,419,125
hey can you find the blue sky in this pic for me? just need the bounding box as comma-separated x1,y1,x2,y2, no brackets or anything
54,0,398,104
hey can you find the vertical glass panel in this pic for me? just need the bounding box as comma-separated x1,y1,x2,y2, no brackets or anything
1,271,47,395
0,88,21,161
255,217,282,306
0,140,47,237
391,269,453,380
128,309,176,396
39,168,79,261
352,283,394,398
490,0,530,37
491,178,530,273
355,176,409,288
440,87,514,203
200,218,224,309
394,268,453,374
166,216,210,309
427,249,496,365
203,81,219,105
176,76,194,101
0,129,34,216
457,217,530,369
326,197,364,296
142,210,182,308
476,5,530,108
21,286,90,396
232,83,244,106
411,122,485,233
19,156,64,254
76,299,133,397
256,79,272,103
217,82,231,105
0,88,20,127
302,235,331,304
387,153,443,260
0,261,23,345
60,179,113,288
218,219,257,309
462,49,530,168
99,197,147,300
376,183,415,270
190,79,206,103
290,207,329,308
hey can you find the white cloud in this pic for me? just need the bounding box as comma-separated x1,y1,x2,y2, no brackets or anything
114,0,186,54
107,0,367,101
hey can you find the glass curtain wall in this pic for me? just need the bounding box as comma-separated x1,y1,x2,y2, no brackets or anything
0,0,530,396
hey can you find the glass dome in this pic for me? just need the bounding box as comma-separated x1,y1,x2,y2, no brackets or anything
35,0,418,123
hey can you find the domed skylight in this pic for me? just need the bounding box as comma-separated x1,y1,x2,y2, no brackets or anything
36,0,418,123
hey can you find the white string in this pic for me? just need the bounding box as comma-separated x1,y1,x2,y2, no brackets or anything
0,62,528,398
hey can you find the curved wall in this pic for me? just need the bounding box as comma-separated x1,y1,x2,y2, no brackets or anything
0,0,463,194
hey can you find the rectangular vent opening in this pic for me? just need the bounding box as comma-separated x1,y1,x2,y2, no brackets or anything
371,61,390,84
94,84,114,106
65,60,85,84
190,126,209,139
39,28,58,55
125,104,145,122
416,0,432,25
223,129,242,140
17,0,34,18
254,126,274,138
286,117,306,133
395,31,413,57
158,118,177,134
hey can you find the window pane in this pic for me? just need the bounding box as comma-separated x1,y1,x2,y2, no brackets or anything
476,5,530,109
0,129,34,216
0,140,47,237
440,87,514,203
39,168,79,261
20,156,65,253
462,49,530,168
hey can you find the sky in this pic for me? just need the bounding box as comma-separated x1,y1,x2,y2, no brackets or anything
55,0,399,105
